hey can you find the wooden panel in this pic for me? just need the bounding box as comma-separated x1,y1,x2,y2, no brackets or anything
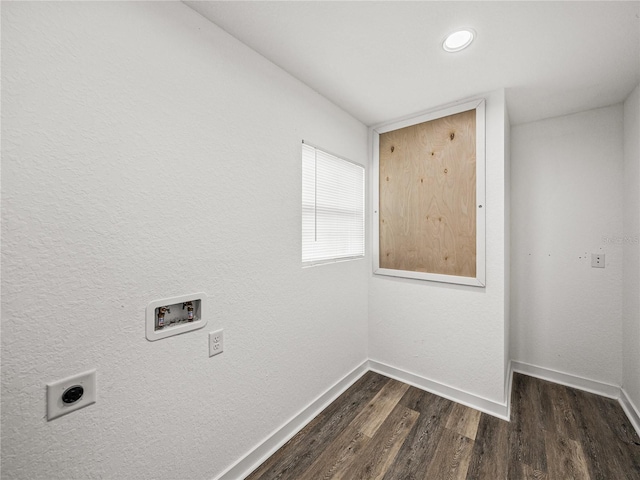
379,109,476,277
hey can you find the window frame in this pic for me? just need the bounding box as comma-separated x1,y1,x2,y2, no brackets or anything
371,98,486,286
302,141,366,267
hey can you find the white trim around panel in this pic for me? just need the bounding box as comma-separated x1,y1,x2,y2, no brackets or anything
371,97,486,287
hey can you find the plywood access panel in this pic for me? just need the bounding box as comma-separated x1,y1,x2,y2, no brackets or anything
378,109,476,277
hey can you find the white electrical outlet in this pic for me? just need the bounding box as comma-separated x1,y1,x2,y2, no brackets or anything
209,329,224,357
591,254,605,268
46,369,96,421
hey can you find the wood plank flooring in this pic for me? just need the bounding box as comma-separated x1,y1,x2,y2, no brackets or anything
246,372,640,479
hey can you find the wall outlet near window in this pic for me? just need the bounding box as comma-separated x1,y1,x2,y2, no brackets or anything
591,254,605,268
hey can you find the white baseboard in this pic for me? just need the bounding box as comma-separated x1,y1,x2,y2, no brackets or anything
214,360,369,480
368,359,510,421
511,361,620,399
619,388,640,438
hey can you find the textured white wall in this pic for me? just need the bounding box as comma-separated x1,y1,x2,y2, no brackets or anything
511,105,624,385
504,107,511,389
368,90,509,405
623,85,640,409
1,3,368,479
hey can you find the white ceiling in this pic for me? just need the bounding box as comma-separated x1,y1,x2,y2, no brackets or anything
185,1,640,126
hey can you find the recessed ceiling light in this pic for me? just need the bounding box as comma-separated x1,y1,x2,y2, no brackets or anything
443,29,475,53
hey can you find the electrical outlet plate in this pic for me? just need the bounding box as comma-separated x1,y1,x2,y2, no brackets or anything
209,329,224,357
591,254,605,268
46,369,96,421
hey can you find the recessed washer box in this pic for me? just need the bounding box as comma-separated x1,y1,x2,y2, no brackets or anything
146,293,207,341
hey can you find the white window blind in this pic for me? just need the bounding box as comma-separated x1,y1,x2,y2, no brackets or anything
302,143,365,265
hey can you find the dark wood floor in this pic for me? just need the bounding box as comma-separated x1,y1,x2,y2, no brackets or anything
246,372,640,479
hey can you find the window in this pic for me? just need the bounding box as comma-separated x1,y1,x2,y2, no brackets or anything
302,143,365,265
372,98,486,287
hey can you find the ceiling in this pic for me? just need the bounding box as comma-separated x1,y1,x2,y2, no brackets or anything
184,1,640,126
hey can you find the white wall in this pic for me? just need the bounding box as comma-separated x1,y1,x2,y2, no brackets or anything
511,105,624,385
1,3,369,479
504,107,511,391
623,85,640,410
368,89,509,407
